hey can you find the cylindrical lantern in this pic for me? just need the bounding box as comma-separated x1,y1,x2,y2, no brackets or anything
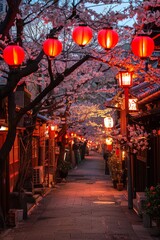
3,45,25,67
131,35,154,59
97,28,118,50
72,24,93,47
118,71,133,88
43,38,63,58
104,117,113,128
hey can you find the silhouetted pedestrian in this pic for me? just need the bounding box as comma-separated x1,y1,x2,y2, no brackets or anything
103,150,109,175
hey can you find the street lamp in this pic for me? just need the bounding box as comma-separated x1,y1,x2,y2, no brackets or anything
118,70,133,209
104,116,114,129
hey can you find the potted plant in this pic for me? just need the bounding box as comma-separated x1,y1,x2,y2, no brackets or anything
116,172,124,191
108,153,122,189
142,185,160,228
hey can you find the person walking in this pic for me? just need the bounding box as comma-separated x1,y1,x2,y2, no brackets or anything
103,149,110,175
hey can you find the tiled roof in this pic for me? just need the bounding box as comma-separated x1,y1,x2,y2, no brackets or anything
130,81,160,102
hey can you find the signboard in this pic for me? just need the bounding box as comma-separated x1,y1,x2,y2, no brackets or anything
129,98,137,111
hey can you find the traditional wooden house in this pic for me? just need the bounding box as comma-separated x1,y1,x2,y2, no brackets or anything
0,84,30,225
130,81,160,193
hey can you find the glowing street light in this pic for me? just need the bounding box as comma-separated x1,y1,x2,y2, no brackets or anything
118,70,133,209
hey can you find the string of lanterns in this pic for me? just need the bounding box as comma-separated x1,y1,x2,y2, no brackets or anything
3,25,155,67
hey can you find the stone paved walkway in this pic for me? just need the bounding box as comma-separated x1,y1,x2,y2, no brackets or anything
1,151,159,240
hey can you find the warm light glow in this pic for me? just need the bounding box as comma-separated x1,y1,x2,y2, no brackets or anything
97,28,118,50
122,151,125,160
49,125,56,138
43,38,63,58
93,201,115,205
0,126,8,131
105,137,113,145
3,45,25,66
129,98,137,111
51,125,56,131
72,25,93,47
118,71,133,87
65,134,68,139
131,35,154,59
104,117,113,128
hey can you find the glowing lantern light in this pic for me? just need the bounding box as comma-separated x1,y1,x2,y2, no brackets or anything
43,38,63,58
50,125,56,131
129,98,137,111
131,35,154,59
97,28,118,50
104,117,113,129
49,125,56,138
65,134,68,139
72,24,93,47
105,137,113,145
3,45,25,67
122,150,126,160
118,71,133,88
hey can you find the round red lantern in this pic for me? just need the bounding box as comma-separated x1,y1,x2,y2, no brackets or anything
72,24,93,47
131,35,154,59
43,38,63,58
3,45,25,67
97,28,118,50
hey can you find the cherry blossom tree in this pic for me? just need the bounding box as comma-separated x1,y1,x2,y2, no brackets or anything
0,0,159,221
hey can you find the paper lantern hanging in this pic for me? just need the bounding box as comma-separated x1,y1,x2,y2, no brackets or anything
72,24,93,47
104,117,114,128
43,38,63,58
3,45,25,67
131,35,154,59
98,28,118,50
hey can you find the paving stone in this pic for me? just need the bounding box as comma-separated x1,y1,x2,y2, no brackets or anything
0,152,158,240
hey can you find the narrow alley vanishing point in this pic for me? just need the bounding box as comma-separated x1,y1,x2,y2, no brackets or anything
1,152,158,240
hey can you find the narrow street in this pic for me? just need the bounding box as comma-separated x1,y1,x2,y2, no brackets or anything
1,152,158,240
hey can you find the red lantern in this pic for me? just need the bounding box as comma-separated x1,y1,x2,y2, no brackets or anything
49,125,55,138
97,28,118,50
43,38,62,58
3,45,25,67
72,25,93,47
131,35,154,59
